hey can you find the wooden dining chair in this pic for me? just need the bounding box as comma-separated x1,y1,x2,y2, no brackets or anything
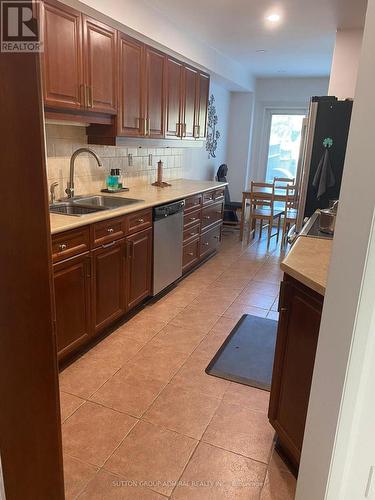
247,182,283,245
281,184,298,245
273,176,295,188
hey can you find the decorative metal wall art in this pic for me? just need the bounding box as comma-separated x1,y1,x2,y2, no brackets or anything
206,94,220,159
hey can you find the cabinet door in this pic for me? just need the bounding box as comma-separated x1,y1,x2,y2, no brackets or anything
126,228,152,310
183,66,198,139
92,240,126,334
118,34,144,137
144,46,165,138
165,57,183,138
268,278,323,469
42,0,83,110
53,253,91,359
196,72,210,138
82,16,117,114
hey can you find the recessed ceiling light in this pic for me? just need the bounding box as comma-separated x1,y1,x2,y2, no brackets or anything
266,13,281,23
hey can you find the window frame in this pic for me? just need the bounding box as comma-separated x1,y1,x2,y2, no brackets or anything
259,107,307,183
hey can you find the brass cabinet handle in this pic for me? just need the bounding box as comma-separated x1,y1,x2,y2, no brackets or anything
81,84,87,108
107,228,114,233
86,85,93,108
175,123,180,136
58,243,67,251
146,118,151,136
193,125,199,138
183,123,187,137
197,125,201,137
187,252,194,256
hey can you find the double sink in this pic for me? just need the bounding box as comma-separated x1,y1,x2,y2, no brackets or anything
50,195,143,217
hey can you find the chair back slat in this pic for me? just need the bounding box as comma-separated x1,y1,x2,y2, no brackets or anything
285,184,297,209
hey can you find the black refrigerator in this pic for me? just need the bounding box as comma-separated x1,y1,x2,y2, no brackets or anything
295,96,353,232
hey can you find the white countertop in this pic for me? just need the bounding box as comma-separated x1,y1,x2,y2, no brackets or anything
50,178,227,235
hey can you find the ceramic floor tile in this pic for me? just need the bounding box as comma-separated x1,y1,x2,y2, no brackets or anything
260,467,296,499
223,383,270,413
202,400,275,463
170,355,230,399
223,301,269,320
105,420,197,496
63,455,98,500
244,281,280,297
144,384,221,440
90,370,167,418
236,290,276,309
123,344,189,383
60,391,85,423
62,401,137,467
171,442,267,500
169,307,220,334
139,301,186,322
148,324,208,357
59,355,121,399
116,316,167,344
78,469,165,499
267,310,279,321
86,334,143,369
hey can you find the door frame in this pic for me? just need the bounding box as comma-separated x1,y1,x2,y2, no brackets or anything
0,52,64,497
257,106,307,182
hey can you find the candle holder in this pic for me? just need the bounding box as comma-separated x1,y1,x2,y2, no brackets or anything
152,160,171,187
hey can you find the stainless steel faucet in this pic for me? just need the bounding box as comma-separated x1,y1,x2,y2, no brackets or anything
66,148,103,198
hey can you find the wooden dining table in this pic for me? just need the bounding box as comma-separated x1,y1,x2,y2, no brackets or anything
240,187,288,241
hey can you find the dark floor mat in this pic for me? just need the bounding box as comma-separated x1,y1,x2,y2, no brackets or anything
205,314,277,391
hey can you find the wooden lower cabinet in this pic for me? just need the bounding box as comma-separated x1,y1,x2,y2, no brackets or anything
200,223,222,259
92,239,126,334
126,228,152,309
268,274,324,472
53,253,91,359
183,237,200,272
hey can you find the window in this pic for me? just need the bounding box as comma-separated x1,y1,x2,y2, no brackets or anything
265,113,305,183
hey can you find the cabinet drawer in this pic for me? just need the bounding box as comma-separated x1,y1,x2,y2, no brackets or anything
91,216,125,248
183,222,200,243
201,201,224,230
52,226,90,263
200,223,222,259
183,237,200,272
214,188,225,202
184,208,201,228
125,209,152,235
184,194,202,213
202,189,215,205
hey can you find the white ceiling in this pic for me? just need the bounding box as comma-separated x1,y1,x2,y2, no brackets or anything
143,0,367,78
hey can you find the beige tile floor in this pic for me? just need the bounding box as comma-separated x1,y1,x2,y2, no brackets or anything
60,229,296,499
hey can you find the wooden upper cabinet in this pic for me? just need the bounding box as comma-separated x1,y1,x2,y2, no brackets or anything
165,57,184,138
118,34,144,137
196,72,210,138
183,66,198,139
82,16,117,114
42,0,83,109
144,46,166,139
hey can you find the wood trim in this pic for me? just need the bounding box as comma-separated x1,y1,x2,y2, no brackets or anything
45,108,114,125
0,53,64,497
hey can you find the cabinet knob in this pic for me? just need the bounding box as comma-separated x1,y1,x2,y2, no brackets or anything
190,232,196,236
204,242,209,246
204,215,211,219
138,218,144,223
58,243,67,251
187,252,194,256
107,228,114,233
190,217,197,221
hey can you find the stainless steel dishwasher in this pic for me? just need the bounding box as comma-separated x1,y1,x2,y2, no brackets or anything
153,200,185,295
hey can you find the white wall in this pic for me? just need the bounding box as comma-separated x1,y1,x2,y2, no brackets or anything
328,29,363,99
248,77,329,183
226,92,255,201
296,0,375,498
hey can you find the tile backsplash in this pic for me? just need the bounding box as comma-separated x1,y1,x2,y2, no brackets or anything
45,124,186,198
